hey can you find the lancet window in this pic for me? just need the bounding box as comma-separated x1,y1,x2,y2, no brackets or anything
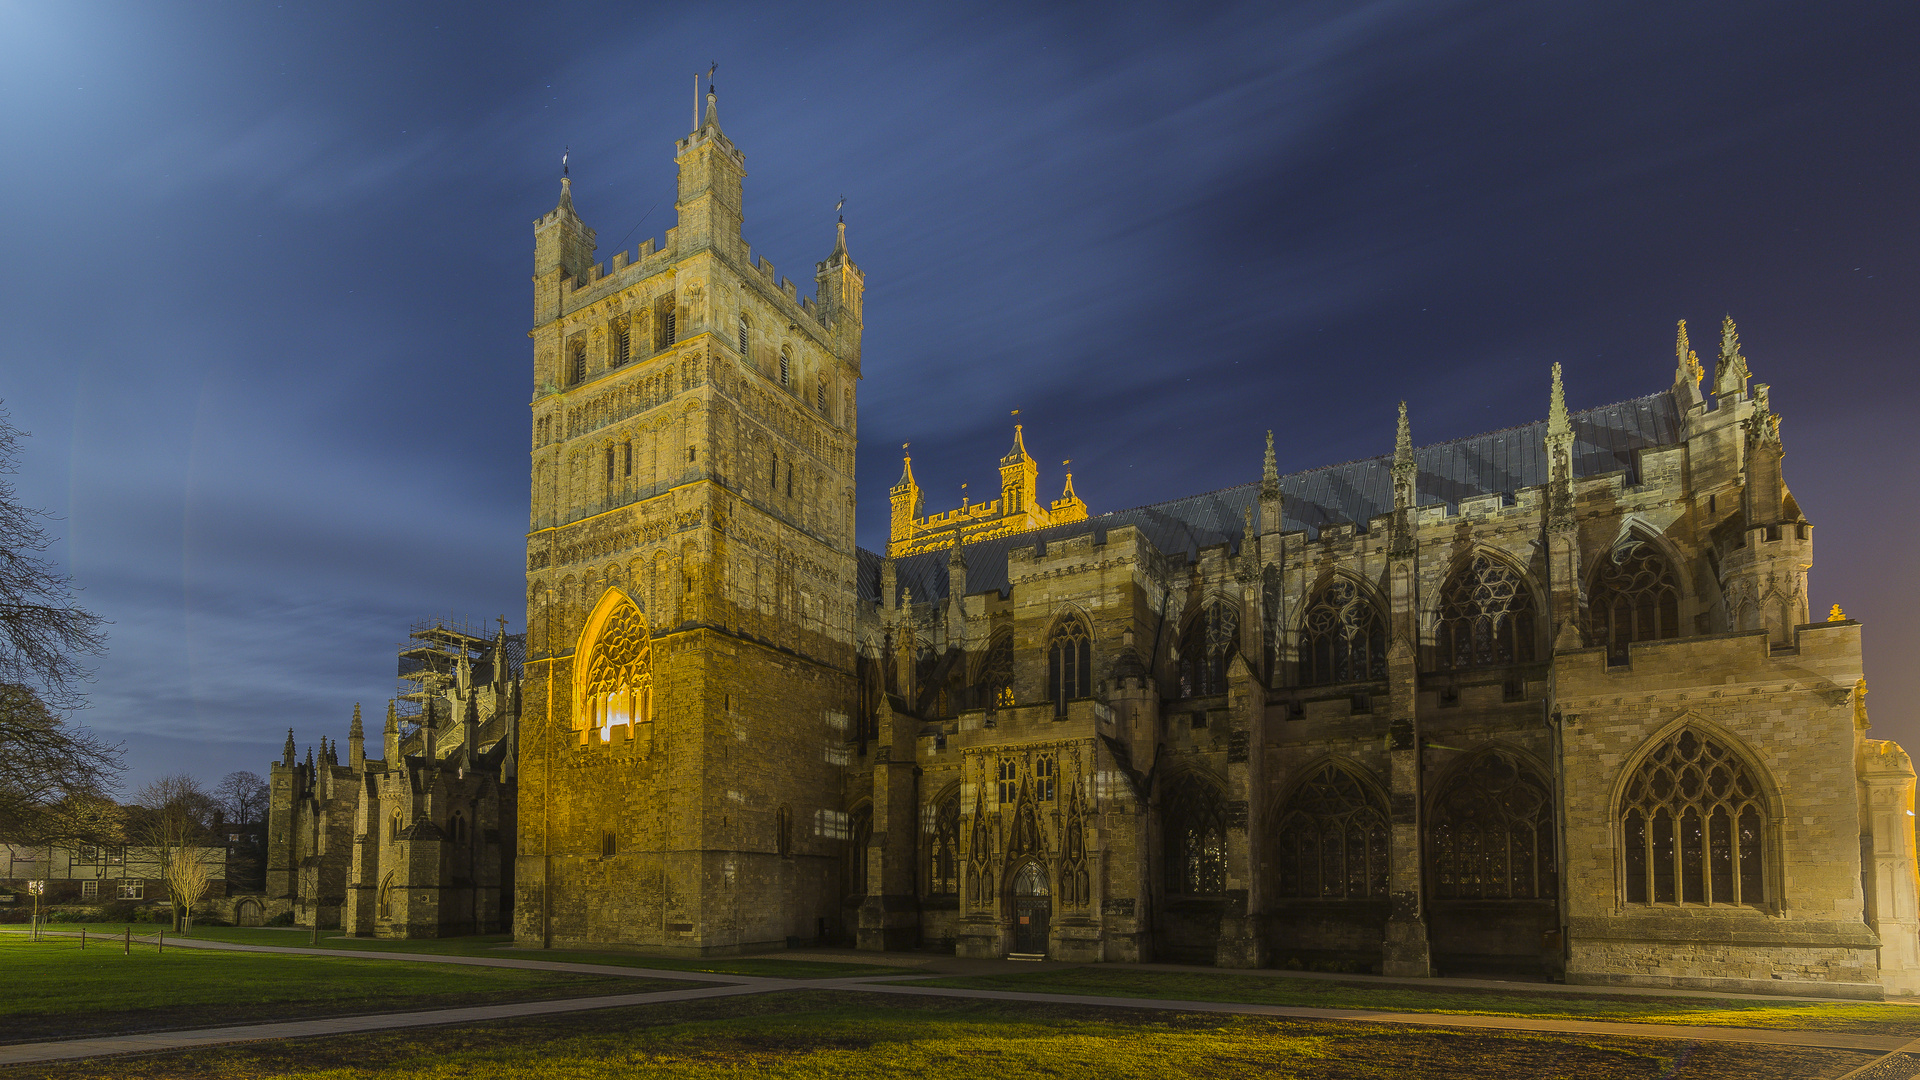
1273,763,1389,899
847,805,872,897
1178,601,1239,698
1435,555,1538,669
1047,617,1091,717
1620,728,1767,906
780,348,791,387
1588,538,1681,664
1300,579,1387,686
927,792,960,897
613,318,631,365
568,339,586,386
656,296,676,348
1429,749,1557,900
975,634,1014,711
738,316,750,356
1163,775,1228,897
580,600,652,744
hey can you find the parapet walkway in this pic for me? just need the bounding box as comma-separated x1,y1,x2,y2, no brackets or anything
3,931,1917,1072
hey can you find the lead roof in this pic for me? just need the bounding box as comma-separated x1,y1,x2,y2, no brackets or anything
859,389,1684,606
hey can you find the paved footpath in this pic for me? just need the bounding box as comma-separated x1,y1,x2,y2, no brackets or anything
3,932,1916,1070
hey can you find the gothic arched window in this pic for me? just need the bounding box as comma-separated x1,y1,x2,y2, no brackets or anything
1300,579,1386,686
568,339,586,386
613,317,631,366
780,347,791,387
656,295,676,348
1163,775,1228,896
1620,727,1767,906
1429,749,1557,900
974,633,1014,711
579,597,652,744
1435,555,1538,670
1273,763,1389,899
1588,538,1681,664
927,791,960,897
1047,617,1091,717
738,315,750,357
1178,601,1239,698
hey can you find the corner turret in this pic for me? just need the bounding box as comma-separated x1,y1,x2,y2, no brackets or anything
999,423,1039,517
671,89,746,257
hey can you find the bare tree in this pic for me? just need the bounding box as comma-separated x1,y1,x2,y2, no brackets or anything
129,774,219,929
215,771,270,825
0,406,119,843
0,404,108,711
165,849,212,934
0,683,123,843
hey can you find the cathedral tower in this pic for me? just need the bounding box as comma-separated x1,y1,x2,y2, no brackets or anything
519,92,863,952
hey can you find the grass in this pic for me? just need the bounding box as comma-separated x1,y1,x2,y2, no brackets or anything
21,991,1874,1079
908,966,1920,1036
8,924,906,978
0,934,689,1044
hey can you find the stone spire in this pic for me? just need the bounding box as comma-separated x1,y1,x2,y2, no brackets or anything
702,89,720,133
1259,430,1283,538
347,703,365,770
384,700,400,764
283,727,296,767
1390,403,1417,555
1673,319,1704,409
1545,363,1575,528
1713,315,1751,400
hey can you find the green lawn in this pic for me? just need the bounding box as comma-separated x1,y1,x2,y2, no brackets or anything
909,967,1920,1036
8,924,907,978
23,992,1874,1079
0,934,688,1043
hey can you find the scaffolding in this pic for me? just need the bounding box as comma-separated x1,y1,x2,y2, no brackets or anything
393,616,524,722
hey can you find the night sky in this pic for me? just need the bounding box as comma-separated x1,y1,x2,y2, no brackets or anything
3,2,1916,792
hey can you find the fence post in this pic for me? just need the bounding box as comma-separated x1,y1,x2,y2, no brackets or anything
157,928,163,954
80,929,86,950
124,927,130,955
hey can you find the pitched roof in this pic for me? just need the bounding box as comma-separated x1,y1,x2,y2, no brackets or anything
861,389,1683,605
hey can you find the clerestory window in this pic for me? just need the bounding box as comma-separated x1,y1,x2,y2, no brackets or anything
1588,538,1681,664
1435,555,1538,670
1300,579,1386,686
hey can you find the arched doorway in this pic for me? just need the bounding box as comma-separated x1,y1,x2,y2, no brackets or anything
235,898,264,926
1010,862,1050,956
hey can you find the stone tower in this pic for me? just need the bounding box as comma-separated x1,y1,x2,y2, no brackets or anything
518,91,864,952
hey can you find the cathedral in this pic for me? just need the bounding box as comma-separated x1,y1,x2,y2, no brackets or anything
266,89,1920,998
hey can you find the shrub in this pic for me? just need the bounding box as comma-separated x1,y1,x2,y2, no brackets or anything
265,910,296,927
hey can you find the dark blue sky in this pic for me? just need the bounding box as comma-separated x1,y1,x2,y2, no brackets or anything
3,2,1916,790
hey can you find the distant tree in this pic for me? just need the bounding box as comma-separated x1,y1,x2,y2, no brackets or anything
130,774,220,929
215,770,271,893
0,404,119,843
215,771,270,825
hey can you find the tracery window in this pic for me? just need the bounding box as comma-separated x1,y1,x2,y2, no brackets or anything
1047,617,1091,717
927,792,960,897
1588,538,1681,664
1620,728,1767,906
1034,756,1056,801
1178,601,1239,698
1273,763,1389,899
975,634,1014,710
997,760,1018,804
1163,775,1228,896
580,600,652,744
1429,749,1557,900
1300,579,1386,686
1435,555,1538,670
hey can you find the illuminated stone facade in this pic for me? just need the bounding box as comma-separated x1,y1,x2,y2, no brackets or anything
269,623,520,938
513,99,1920,995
